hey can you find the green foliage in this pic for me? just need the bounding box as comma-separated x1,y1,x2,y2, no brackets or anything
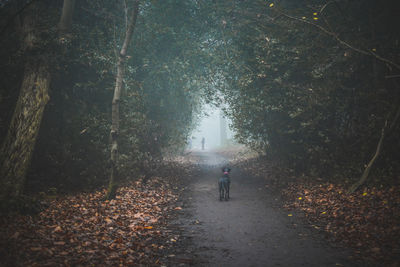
1,0,212,193
208,0,400,178
1,0,399,198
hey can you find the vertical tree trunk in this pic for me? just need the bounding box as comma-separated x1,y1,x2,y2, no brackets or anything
220,111,227,146
0,0,75,199
0,62,50,197
59,0,76,32
106,0,140,200
0,2,50,198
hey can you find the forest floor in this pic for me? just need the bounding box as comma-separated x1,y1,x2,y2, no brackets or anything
0,148,399,266
170,150,368,267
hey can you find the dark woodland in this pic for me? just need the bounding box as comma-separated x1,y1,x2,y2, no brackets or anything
0,0,399,266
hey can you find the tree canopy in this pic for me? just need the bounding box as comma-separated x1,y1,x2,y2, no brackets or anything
0,0,399,205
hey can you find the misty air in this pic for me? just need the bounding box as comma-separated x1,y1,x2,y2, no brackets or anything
0,0,399,266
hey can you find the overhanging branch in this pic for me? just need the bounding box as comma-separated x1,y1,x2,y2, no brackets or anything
274,9,400,71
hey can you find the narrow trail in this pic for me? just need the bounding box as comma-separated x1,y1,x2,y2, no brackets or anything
174,151,364,267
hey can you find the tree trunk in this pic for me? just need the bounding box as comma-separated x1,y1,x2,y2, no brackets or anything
348,120,387,193
0,2,50,198
220,111,227,146
0,0,75,199
348,106,400,193
0,62,50,197
106,0,140,200
59,0,76,33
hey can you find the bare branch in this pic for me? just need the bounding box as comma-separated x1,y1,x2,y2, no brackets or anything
319,1,337,14
274,9,400,71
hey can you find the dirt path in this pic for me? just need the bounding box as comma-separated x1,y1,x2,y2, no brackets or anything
173,151,366,267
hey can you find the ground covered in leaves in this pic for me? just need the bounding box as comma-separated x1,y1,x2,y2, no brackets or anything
235,155,400,266
0,175,187,266
283,182,400,265
1,149,399,266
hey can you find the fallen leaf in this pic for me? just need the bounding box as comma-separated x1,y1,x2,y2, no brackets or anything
53,226,63,232
11,232,20,239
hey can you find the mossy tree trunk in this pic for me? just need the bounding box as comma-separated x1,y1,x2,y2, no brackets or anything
106,0,140,200
0,1,76,199
0,2,50,198
0,62,51,198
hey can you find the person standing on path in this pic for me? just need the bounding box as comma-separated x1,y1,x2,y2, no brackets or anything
201,137,205,150
187,137,192,150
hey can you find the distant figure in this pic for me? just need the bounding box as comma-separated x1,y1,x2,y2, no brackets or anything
201,137,205,150
188,138,192,149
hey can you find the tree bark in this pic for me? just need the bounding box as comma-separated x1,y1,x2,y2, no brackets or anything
0,0,75,199
0,61,50,197
0,2,50,198
106,0,140,200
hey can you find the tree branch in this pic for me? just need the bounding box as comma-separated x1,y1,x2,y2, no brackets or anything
348,105,400,193
274,9,400,71
348,120,387,193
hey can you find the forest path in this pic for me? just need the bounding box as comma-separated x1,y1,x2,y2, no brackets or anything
173,151,364,267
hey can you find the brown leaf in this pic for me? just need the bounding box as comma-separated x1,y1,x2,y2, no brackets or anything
53,226,63,232
105,217,113,224
11,232,20,239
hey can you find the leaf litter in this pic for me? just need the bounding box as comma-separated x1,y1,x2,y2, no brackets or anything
233,154,400,266
0,176,186,266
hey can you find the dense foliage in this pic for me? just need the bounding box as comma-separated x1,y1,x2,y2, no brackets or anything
0,0,209,194
209,0,400,181
0,0,399,199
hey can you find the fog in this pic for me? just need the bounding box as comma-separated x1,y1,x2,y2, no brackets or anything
190,105,234,150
